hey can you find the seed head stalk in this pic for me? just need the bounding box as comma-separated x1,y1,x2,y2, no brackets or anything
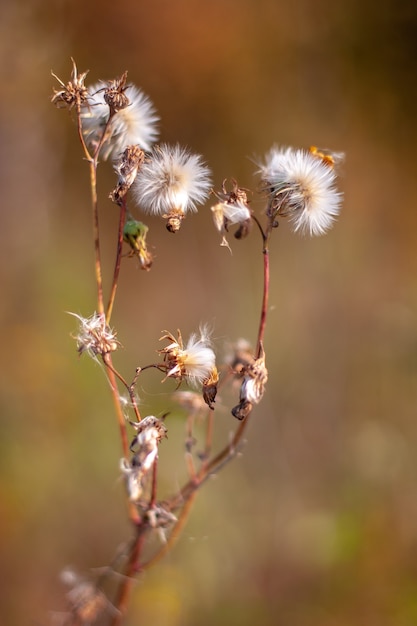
106,196,127,323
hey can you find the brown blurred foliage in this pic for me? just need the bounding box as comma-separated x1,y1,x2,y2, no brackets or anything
1,0,417,624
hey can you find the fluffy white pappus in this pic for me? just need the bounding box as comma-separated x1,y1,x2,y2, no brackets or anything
258,146,343,236
181,331,216,384
133,143,212,216
212,201,251,232
81,83,159,159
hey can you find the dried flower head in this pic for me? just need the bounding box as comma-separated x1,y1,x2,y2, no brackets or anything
133,144,212,232
110,145,145,204
226,338,255,378
211,180,252,250
61,569,109,624
144,504,177,543
121,416,168,501
159,327,216,386
129,415,168,453
103,71,130,113
81,81,159,159
51,58,89,110
202,366,219,410
70,312,119,357
121,416,167,501
120,457,143,502
232,344,268,420
257,145,343,236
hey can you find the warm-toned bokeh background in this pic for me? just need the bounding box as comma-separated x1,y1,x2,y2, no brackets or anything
1,1,417,624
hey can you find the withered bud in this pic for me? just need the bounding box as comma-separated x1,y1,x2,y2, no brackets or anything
67,581,108,624
143,503,178,543
231,344,268,420
111,145,145,204
145,504,177,530
231,399,253,421
103,71,130,113
227,338,254,377
212,179,252,249
164,209,186,233
234,218,252,240
51,58,89,110
129,415,168,452
202,366,219,410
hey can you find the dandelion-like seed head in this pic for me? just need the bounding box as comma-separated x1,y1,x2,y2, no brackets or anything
81,82,159,159
257,146,343,236
133,144,212,232
159,327,216,386
70,312,119,357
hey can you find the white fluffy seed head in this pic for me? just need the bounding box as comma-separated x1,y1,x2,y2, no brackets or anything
257,146,343,236
181,331,216,384
133,143,212,216
81,83,159,159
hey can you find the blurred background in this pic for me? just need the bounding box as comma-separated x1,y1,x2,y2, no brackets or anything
1,0,417,624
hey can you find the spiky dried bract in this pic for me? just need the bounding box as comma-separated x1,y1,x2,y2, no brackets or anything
232,345,268,420
103,71,130,113
51,58,89,110
111,145,145,203
133,144,212,232
159,328,216,386
71,312,119,357
121,416,167,502
257,146,343,236
81,82,159,159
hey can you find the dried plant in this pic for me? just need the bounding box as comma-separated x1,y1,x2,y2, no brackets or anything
50,59,344,625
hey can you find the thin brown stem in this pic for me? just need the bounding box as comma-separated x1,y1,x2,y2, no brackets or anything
106,197,127,323
167,418,248,511
202,407,214,465
103,353,140,524
140,492,197,571
104,357,142,422
110,531,147,626
89,160,105,316
256,247,270,358
75,103,105,316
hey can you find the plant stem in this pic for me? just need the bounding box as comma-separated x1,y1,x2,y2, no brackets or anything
107,197,127,323
103,353,140,524
256,246,270,358
89,160,105,316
